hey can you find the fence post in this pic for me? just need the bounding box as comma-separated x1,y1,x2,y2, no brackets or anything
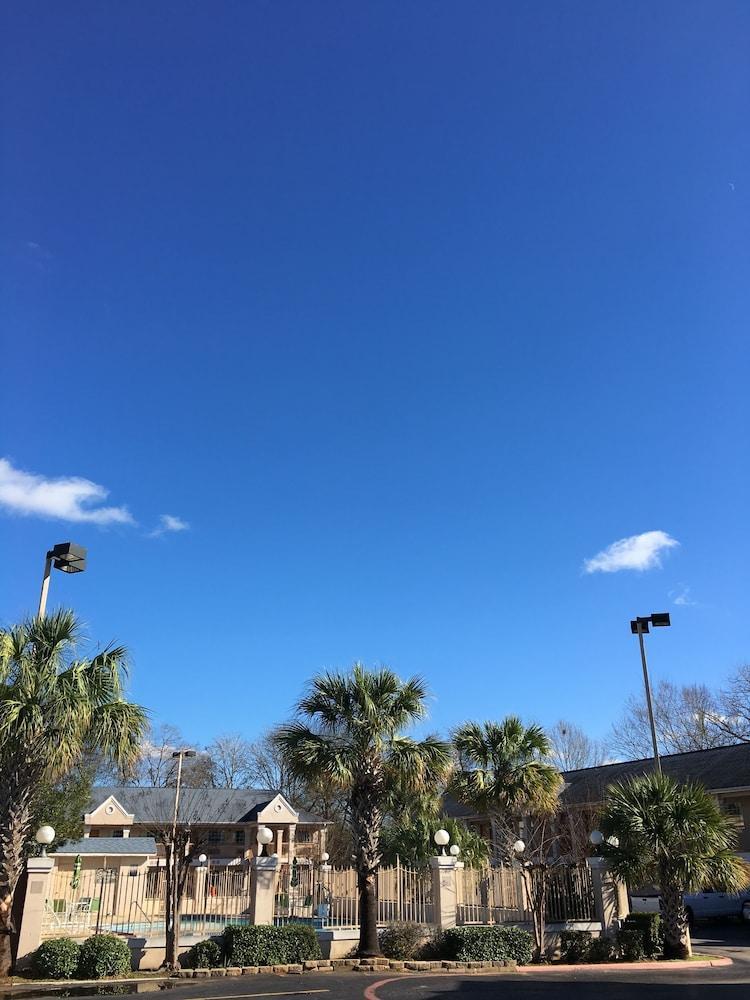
15,856,55,969
429,855,457,930
249,855,278,926
587,857,628,936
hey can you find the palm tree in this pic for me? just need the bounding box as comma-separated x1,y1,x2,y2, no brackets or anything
450,717,562,858
600,773,750,959
0,611,147,977
274,664,452,956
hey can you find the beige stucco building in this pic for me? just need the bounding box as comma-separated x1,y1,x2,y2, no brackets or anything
59,786,329,869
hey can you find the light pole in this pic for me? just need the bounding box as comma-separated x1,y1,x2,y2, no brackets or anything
168,748,196,966
38,542,87,616
630,612,671,773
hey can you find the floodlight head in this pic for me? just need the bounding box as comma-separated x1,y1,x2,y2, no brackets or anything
48,542,87,574
650,612,671,627
172,749,197,758
630,618,650,634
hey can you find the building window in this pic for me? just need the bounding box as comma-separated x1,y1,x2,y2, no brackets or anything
234,829,246,845
296,830,312,843
89,830,100,837
207,829,222,845
112,829,124,838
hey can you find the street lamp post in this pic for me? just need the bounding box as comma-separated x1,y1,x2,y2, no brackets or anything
630,613,671,773
168,748,196,966
38,542,87,616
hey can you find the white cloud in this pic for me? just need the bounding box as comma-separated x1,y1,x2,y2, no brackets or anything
583,530,679,574
670,584,696,607
0,457,134,525
149,514,190,538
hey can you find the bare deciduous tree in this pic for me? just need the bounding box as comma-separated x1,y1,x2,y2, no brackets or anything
712,665,750,743
109,723,214,788
609,680,728,759
206,733,255,788
547,720,608,771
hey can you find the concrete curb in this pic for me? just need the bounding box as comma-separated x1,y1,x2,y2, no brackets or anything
515,956,733,972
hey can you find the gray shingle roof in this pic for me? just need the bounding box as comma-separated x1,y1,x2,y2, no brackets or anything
443,743,750,817
54,837,157,855
560,742,750,805
89,787,327,826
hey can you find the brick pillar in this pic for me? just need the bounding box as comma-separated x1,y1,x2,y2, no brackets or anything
588,857,628,936
429,856,457,930
15,857,55,969
249,856,278,926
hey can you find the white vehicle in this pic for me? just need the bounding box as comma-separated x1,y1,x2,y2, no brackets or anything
631,889,750,925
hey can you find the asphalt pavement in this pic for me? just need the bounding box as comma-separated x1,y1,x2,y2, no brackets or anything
7,922,749,1000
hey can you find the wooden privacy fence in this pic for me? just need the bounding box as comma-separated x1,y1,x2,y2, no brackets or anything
42,863,254,939
456,863,595,925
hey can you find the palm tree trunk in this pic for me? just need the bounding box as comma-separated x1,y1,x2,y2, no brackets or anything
357,869,380,957
0,767,35,978
660,882,691,959
351,778,382,957
0,895,13,981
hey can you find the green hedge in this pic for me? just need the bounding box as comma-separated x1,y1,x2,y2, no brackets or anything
76,934,131,979
621,912,662,958
31,938,81,979
616,928,646,962
185,938,224,969
223,923,321,966
559,930,592,964
440,926,533,965
379,922,425,960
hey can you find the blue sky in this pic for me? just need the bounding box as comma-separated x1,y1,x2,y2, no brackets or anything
1,1,748,750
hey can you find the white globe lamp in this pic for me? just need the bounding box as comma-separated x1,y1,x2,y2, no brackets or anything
36,825,55,857
434,829,450,855
257,826,274,857
512,839,525,855
449,844,460,857
589,830,604,847
321,852,330,863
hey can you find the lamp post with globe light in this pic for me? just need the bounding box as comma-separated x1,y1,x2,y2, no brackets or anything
256,826,274,858
36,825,55,857
433,829,450,856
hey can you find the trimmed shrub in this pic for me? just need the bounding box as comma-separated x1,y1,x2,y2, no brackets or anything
440,926,533,965
223,923,321,966
77,934,131,979
31,937,81,979
588,935,616,963
617,927,646,962
559,930,593,964
621,912,662,959
379,922,425,960
185,938,224,969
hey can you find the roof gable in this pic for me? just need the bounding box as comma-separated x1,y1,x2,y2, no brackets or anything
84,793,135,826
256,793,299,824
